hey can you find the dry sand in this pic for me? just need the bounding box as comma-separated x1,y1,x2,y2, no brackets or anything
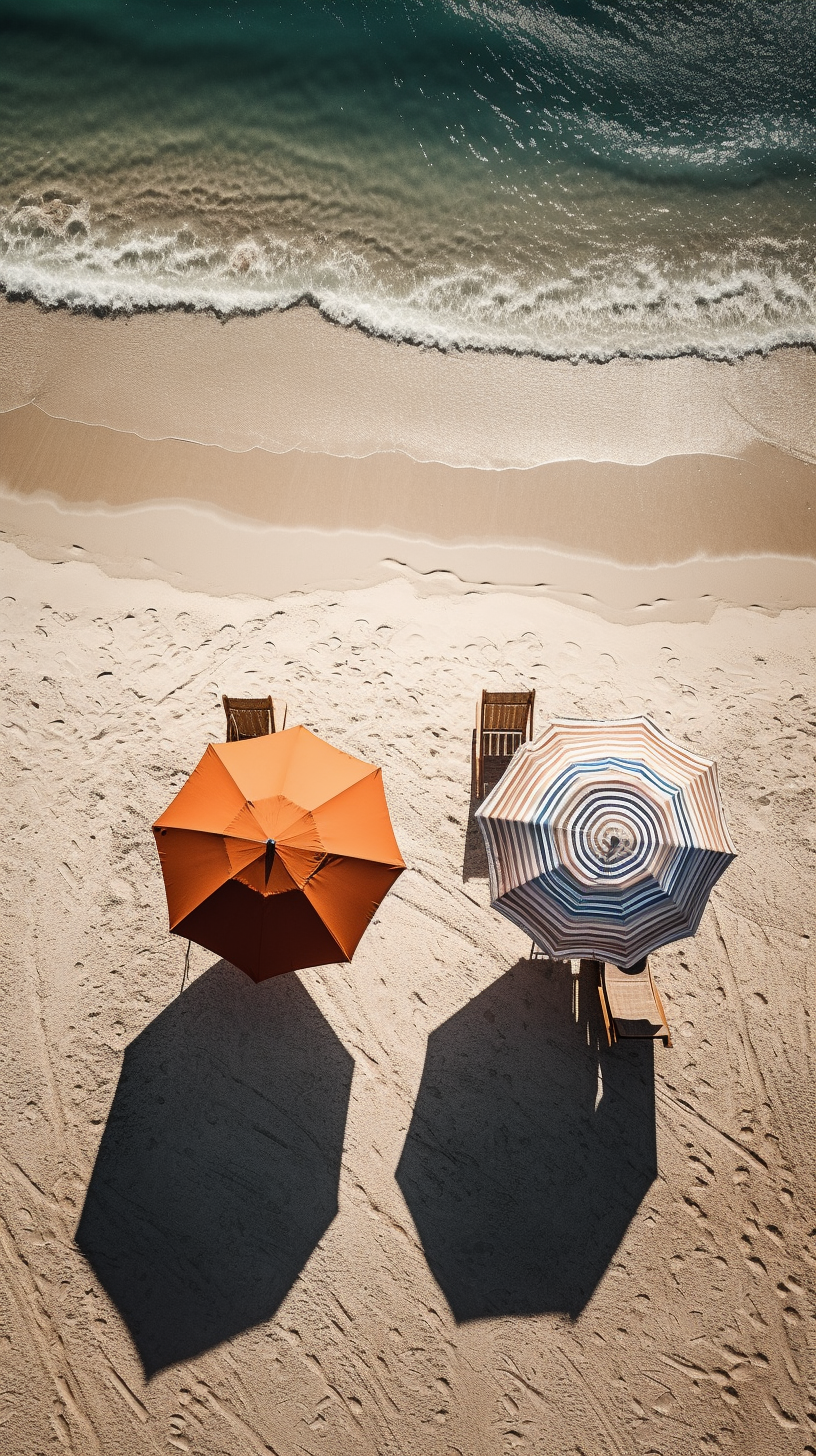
1,298,815,1455
1,538,814,1456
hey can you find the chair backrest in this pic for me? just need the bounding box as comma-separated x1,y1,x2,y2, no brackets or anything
222,695,275,742
480,690,535,758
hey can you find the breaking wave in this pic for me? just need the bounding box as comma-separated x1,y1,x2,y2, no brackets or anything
1,199,814,362
1,0,814,360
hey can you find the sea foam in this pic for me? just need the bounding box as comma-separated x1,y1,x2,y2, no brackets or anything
2,204,814,363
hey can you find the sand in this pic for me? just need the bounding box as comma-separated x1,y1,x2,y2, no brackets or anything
3,299,816,468
1,536,814,1455
2,298,816,621
3,403,816,623
1,297,815,1455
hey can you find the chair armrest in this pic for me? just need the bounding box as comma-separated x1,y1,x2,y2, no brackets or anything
474,695,485,798
591,960,615,1046
649,968,673,1048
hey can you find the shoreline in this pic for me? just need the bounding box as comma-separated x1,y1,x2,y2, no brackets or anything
4,287,816,368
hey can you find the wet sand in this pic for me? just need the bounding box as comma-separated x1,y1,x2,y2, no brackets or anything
2,296,816,622
3,296,816,468
3,401,816,620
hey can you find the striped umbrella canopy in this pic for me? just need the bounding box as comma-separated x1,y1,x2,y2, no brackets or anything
476,716,736,968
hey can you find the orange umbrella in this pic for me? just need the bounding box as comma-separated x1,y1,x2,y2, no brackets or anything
153,726,405,982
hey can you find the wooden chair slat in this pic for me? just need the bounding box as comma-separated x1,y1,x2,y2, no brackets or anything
474,689,535,798
222,694,276,742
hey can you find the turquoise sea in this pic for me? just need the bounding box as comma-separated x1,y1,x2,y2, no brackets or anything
1,0,814,359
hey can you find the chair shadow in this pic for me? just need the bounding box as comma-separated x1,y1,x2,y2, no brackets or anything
463,801,489,881
395,957,656,1321
462,730,491,881
75,961,354,1376
463,731,519,881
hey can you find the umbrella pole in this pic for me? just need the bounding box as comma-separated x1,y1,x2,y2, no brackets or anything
179,939,191,997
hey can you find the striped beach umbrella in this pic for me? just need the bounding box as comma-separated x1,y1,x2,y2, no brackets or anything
476,717,735,968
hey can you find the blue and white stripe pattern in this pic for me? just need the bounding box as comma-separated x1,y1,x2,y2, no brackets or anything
476,717,736,968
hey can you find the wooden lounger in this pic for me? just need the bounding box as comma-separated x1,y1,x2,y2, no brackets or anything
474,689,535,798
586,958,672,1048
222,694,288,742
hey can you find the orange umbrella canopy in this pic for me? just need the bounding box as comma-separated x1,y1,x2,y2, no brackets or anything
153,726,405,981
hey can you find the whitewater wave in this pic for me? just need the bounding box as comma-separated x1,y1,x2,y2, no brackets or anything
2,198,815,362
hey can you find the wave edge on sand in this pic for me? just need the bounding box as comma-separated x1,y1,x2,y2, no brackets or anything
3,276,816,368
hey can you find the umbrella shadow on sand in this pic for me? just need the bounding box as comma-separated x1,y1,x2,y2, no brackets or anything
76,961,353,1376
396,956,657,1321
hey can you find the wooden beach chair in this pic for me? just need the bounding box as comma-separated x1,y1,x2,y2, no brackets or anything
587,959,672,1048
222,694,288,742
474,689,535,798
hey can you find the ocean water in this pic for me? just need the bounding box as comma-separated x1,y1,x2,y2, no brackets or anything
1,0,814,360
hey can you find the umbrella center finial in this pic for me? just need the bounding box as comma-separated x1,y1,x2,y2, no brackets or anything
601,822,636,863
